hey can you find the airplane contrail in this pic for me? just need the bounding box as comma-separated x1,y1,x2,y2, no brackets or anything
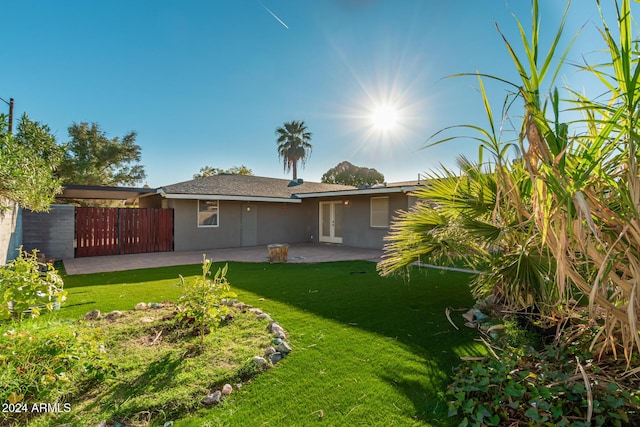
259,2,289,29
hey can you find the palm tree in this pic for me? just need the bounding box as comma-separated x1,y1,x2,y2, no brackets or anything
275,120,312,180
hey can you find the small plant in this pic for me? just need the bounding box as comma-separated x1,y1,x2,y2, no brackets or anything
176,255,236,345
447,342,640,427
0,248,66,321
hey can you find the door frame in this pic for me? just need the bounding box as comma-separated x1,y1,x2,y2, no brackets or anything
319,200,343,244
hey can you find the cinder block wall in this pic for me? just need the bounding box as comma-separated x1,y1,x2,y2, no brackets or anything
0,198,23,265
22,204,75,260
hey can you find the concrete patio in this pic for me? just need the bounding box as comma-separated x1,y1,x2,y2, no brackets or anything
62,243,384,275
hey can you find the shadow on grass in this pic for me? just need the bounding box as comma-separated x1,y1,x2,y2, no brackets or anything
218,260,482,425
75,352,187,424
62,265,203,289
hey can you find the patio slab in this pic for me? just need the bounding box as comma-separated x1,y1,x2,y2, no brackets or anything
62,243,383,275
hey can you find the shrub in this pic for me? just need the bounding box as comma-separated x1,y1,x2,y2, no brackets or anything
176,255,236,345
0,248,66,321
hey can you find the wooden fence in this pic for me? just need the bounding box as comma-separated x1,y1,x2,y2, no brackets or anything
75,207,173,257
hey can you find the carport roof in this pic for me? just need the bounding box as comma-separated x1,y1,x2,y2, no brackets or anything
56,185,156,202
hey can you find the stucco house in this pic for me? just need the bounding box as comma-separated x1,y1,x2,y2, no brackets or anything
13,174,422,261
138,174,421,252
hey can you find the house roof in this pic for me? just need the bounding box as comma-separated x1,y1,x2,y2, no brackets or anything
158,175,356,203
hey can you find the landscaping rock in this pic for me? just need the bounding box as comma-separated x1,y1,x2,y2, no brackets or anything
202,390,222,405
149,302,164,309
269,322,284,333
462,310,475,322
273,337,282,346
235,302,246,310
104,310,123,321
264,346,277,356
274,330,286,339
221,384,233,395
276,340,292,354
84,310,101,320
224,313,234,322
269,352,283,364
135,302,147,310
257,313,272,320
252,356,268,366
249,308,263,315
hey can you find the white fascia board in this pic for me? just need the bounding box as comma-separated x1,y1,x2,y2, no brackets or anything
294,186,417,198
160,192,302,203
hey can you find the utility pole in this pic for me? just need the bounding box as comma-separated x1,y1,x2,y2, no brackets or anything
0,96,13,134
8,98,13,135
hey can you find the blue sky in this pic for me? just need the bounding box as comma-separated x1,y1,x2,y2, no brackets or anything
1,1,627,187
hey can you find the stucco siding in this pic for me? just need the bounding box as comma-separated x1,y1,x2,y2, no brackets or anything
169,191,411,252
170,199,240,251
255,202,315,245
313,193,409,250
0,198,22,264
170,199,316,251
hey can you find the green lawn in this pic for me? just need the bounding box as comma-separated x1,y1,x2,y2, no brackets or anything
54,260,483,426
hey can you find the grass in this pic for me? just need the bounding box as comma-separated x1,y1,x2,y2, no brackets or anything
17,261,483,426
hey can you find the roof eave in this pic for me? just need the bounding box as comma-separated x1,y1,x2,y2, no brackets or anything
159,191,302,204
294,186,417,198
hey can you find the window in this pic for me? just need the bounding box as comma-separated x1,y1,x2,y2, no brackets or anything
370,196,389,228
198,200,219,227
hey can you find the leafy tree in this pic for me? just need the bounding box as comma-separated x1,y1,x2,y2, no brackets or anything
321,161,385,186
57,122,146,186
275,120,312,180
193,164,253,179
0,114,63,211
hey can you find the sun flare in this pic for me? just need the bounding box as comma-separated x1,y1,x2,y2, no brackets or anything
370,105,399,131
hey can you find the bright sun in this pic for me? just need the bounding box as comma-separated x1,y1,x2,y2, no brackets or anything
370,105,399,131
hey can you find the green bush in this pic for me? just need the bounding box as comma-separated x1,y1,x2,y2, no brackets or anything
0,248,66,321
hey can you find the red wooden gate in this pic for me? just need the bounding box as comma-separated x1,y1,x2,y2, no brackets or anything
75,207,174,257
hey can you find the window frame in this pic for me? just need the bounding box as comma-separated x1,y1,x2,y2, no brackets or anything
197,199,220,228
370,196,389,228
